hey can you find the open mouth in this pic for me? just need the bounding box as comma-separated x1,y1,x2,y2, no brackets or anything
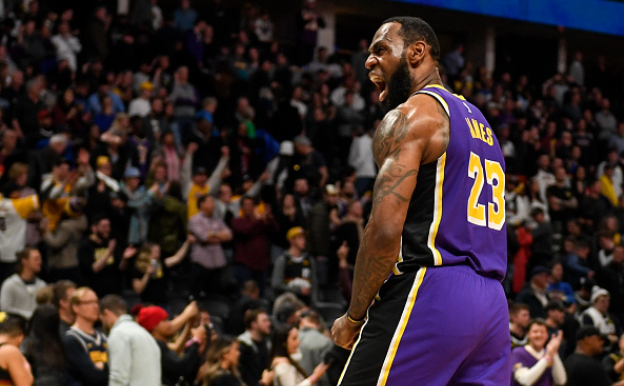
369,73,387,102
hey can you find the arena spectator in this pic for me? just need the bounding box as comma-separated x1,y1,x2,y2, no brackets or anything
132,235,194,306
0,313,33,386
51,21,81,73
204,335,274,386
77,214,135,297
238,309,272,386
564,326,616,386
188,194,233,298
0,183,39,283
227,281,265,336
41,196,88,283
0,247,46,319
510,319,566,386
52,280,76,336
63,287,108,386
298,310,334,386
517,266,551,319
272,226,317,304
602,333,624,383
564,239,594,290
23,304,66,386
581,288,621,347
100,295,162,386
270,324,329,386
138,304,204,386
232,197,279,293
510,303,531,349
547,261,575,305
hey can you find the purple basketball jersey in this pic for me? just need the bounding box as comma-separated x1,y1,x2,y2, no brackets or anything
396,84,507,281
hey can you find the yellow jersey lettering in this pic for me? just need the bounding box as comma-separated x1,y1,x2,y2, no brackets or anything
485,127,494,146
467,118,494,146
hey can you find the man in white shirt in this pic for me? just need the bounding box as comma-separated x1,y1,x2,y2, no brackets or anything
100,295,161,386
51,21,82,72
0,247,46,319
128,82,153,118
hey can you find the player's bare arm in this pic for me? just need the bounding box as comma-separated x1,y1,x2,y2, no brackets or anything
331,94,448,350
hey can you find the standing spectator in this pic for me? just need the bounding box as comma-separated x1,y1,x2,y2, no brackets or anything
182,145,229,219
597,244,624,323
232,197,279,293
272,226,317,304
298,310,333,386
596,99,617,138
41,197,88,283
530,208,553,268
546,166,578,230
78,214,135,297
12,77,43,149
0,190,39,284
254,11,274,43
121,167,157,245
138,304,205,386
0,313,33,386
348,127,376,197
307,185,339,264
23,304,66,386
0,247,46,320
569,52,584,86
188,194,233,298
227,281,264,336
170,66,198,134
131,235,194,306
174,0,198,33
52,280,76,336
564,326,618,386
510,320,566,386
237,309,272,386
517,266,551,319
270,324,329,386
63,287,108,386
533,155,556,204
128,82,154,118
298,0,325,65
51,21,81,72
99,295,162,386
147,181,188,256
85,6,110,61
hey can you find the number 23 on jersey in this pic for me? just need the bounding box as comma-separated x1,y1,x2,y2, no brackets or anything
467,152,505,231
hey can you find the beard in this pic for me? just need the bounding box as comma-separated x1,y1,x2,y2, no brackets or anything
380,56,413,114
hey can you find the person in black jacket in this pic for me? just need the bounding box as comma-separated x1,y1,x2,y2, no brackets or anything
516,266,551,319
138,305,206,386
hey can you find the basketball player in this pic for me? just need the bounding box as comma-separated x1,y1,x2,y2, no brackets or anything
331,17,510,385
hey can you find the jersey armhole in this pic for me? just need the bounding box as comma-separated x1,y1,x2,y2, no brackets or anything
411,90,450,118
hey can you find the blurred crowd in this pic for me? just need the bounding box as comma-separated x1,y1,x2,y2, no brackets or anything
0,0,623,385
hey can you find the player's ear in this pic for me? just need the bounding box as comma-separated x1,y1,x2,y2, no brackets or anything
406,41,426,66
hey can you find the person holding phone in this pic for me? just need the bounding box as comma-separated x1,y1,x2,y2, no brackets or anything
270,324,329,386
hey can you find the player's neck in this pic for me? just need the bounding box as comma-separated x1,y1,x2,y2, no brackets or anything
410,69,443,95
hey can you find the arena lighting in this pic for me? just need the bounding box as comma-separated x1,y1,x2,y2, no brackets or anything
392,0,624,36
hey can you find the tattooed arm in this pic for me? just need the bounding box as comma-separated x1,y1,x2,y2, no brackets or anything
332,94,449,349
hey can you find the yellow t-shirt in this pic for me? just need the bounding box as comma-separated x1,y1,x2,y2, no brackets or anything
187,183,209,219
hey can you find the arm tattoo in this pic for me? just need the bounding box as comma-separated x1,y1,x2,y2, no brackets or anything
347,109,419,320
372,110,408,165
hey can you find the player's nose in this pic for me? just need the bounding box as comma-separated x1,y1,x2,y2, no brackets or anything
365,54,377,70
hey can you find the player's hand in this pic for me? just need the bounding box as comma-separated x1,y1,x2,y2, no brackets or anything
331,314,364,350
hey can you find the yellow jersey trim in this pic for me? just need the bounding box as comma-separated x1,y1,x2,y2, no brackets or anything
377,267,427,386
427,154,446,266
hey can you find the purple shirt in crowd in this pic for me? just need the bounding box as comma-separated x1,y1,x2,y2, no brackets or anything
188,212,229,269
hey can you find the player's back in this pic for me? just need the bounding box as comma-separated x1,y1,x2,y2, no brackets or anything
397,84,507,281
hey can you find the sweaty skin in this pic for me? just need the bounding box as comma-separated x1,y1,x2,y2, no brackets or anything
331,21,449,350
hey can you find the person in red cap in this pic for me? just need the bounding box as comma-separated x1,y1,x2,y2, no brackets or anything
138,301,207,386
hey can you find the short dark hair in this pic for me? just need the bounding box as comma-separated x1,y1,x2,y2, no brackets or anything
0,313,26,337
99,295,127,316
244,309,266,330
52,280,77,308
16,247,36,274
197,193,213,209
509,303,529,316
527,318,547,332
91,213,110,226
382,17,441,61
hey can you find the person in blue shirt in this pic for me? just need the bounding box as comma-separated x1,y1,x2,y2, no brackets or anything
173,0,198,33
548,261,576,305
